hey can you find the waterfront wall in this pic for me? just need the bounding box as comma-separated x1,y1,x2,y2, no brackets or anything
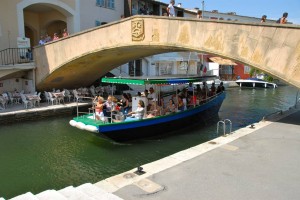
0,104,90,124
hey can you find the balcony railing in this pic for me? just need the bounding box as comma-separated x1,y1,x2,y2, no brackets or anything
0,48,34,65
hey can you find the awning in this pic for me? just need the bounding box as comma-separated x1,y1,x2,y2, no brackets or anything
209,57,237,65
102,75,217,85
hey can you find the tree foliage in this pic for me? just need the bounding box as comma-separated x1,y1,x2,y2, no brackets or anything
249,68,274,82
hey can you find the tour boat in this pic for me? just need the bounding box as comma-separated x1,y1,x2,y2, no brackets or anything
70,76,226,142
236,78,277,88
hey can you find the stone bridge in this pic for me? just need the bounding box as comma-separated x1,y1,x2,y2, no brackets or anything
34,15,300,90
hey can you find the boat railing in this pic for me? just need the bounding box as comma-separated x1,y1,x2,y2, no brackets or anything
76,96,95,118
217,119,232,136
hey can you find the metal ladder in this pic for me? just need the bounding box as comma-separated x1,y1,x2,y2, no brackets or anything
217,119,232,136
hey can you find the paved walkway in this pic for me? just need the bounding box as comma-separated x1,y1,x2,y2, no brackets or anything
95,107,300,200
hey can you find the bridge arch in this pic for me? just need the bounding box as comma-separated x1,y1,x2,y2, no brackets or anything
34,16,300,90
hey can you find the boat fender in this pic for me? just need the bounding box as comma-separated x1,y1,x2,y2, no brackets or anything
76,122,86,130
85,125,99,133
69,120,77,127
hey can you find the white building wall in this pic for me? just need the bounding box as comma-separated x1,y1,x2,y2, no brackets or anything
79,0,123,30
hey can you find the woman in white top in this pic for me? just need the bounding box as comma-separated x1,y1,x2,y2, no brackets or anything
126,100,145,121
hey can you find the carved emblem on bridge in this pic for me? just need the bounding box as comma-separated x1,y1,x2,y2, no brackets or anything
132,20,145,41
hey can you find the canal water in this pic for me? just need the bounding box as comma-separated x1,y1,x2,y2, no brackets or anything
0,86,298,199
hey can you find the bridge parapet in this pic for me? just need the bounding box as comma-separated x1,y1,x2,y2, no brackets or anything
34,15,300,90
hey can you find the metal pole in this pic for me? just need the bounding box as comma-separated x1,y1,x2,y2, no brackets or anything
201,1,205,76
202,1,204,19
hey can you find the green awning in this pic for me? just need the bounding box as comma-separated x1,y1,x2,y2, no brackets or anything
102,76,217,85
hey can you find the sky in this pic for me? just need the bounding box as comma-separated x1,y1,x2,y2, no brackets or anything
159,0,300,24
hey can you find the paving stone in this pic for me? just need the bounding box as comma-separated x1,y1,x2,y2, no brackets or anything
36,190,67,200
58,186,93,199
9,192,39,200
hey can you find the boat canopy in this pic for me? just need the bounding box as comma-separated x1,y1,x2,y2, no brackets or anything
102,76,217,85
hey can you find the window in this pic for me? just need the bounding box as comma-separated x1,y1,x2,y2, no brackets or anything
95,20,101,26
96,0,115,9
107,0,115,9
96,0,104,7
220,65,233,75
129,60,142,76
244,65,251,74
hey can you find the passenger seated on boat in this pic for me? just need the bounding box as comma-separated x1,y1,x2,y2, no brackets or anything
111,96,123,121
125,100,145,121
147,87,157,110
95,96,104,120
146,102,161,118
163,99,176,115
187,92,198,108
209,83,216,96
217,82,225,93
147,87,157,101
120,93,130,114
202,81,209,102
177,96,185,112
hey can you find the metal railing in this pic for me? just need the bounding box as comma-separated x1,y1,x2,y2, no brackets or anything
217,119,232,136
0,48,34,65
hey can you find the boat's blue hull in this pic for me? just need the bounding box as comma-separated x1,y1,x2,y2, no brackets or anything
97,92,226,142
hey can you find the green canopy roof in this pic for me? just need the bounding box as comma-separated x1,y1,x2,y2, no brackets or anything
102,76,217,85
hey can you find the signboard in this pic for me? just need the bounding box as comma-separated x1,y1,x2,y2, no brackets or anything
17,37,31,59
17,37,30,48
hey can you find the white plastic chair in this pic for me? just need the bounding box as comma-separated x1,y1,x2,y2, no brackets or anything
73,90,84,102
20,94,32,109
44,91,50,104
2,93,10,106
7,92,17,104
64,89,73,102
48,92,57,105
34,92,41,107
57,91,65,104
90,87,97,97
0,96,7,110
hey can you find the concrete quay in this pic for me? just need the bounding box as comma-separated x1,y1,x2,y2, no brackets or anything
0,101,91,124
95,107,300,200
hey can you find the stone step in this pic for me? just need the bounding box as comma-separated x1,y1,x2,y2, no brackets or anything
76,183,123,200
58,186,94,199
9,192,39,200
36,190,67,200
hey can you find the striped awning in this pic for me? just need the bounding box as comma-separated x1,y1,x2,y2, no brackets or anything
102,76,217,85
